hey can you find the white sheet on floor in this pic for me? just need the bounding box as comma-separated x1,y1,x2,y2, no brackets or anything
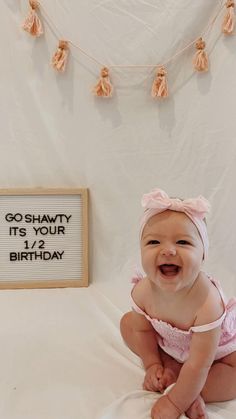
97,389,187,419
0,283,236,419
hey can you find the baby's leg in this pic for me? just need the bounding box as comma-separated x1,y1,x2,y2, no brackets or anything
120,311,146,356
201,351,236,402
170,351,236,417
158,349,182,391
120,311,163,392
121,314,208,417
120,313,182,390
160,352,208,418
186,351,236,418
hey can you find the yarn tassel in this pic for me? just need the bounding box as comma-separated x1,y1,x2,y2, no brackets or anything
222,0,235,35
93,67,113,97
22,0,43,37
193,38,209,72
151,66,168,98
52,40,69,72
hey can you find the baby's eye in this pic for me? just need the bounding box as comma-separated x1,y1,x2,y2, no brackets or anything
147,240,160,245
177,240,190,245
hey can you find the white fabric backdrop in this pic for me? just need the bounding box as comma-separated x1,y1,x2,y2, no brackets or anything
1,1,236,418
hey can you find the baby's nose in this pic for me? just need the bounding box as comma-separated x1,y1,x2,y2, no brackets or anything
160,247,176,256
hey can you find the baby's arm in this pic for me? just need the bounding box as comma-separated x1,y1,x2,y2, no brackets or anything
167,326,221,411
151,327,221,418
153,290,223,416
166,287,224,413
131,281,164,391
132,310,164,391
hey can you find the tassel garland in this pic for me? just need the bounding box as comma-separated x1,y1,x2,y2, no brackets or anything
222,0,235,35
22,0,43,37
20,0,234,99
52,40,69,72
151,66,168,98
93,67,113,97
193,38,209,72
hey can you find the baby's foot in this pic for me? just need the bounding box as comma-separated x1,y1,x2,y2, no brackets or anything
158,367,178,392
185,395,208,419
159,351,182,392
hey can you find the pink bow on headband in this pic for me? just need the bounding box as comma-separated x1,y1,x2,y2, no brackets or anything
141,188,210,219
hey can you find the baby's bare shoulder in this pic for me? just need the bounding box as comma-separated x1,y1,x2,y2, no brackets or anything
194,273,224,326
132,277,151,308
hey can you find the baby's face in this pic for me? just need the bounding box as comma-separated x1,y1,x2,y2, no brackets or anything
141,210,204,293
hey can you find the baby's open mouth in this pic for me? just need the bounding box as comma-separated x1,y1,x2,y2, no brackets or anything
159,264,181,277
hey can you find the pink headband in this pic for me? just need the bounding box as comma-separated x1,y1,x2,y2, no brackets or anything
140,188,211,258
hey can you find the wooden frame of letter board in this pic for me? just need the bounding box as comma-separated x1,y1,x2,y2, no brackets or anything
0,188,88,289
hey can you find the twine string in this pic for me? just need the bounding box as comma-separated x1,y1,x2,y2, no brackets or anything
39,0,226,70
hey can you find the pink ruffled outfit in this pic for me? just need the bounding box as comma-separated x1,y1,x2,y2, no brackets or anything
131,275,236,363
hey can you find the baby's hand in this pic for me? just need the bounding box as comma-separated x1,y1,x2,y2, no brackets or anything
143,363,164,392
151,395,181,419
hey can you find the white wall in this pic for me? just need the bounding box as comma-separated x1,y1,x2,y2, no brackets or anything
1,0,236,303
